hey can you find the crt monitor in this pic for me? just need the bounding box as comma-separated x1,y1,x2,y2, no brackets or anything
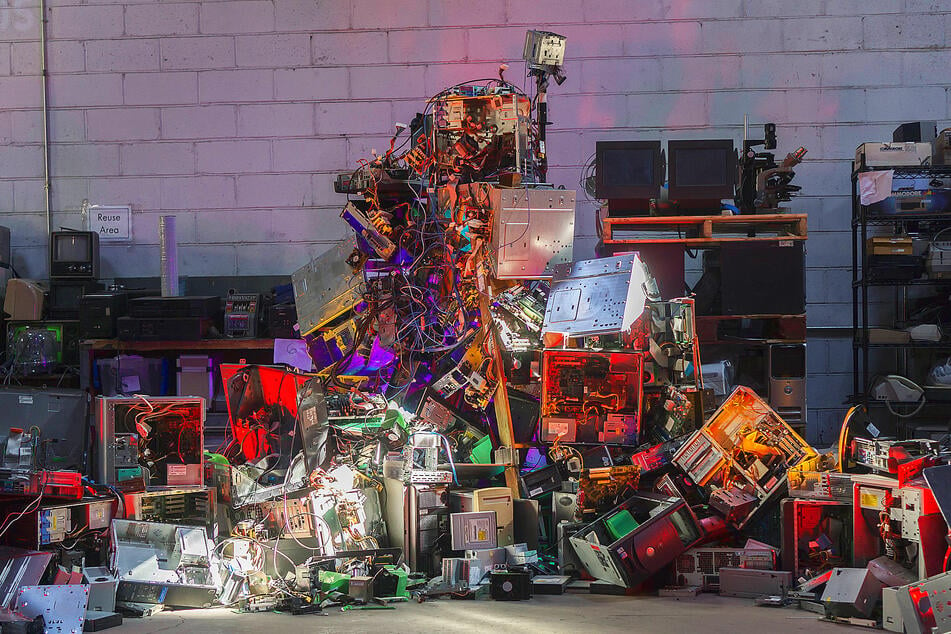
667,139,737,201
595,141,664,199
50,231,100,279
53,231,92,262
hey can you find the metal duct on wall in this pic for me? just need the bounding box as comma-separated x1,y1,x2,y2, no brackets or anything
159,215,179,297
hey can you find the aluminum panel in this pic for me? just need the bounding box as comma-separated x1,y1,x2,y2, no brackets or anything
820,567,884,617
489,187,575,279
110,520,217,600
0,549,54,609
542,254,650,337
896,570,951,634
291,237,362,336
15,585,89,634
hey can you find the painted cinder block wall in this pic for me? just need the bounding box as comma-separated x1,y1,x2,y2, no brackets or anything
1,0,949,442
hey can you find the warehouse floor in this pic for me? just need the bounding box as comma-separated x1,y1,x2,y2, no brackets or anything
111,594,846,633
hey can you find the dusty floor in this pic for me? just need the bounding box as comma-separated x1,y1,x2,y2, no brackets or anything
109,593,849,633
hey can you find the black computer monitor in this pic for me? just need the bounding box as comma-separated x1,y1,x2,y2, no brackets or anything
667,139,737,201
0,387,88,472
595,141,664,200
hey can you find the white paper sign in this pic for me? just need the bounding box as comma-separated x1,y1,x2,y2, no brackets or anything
88,205,131,241
273,338,315,372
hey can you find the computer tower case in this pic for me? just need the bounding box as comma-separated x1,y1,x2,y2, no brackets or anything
383,478,448,577
769,343,806,431
95,396,204,488
780,498,852,577
569,492,701,588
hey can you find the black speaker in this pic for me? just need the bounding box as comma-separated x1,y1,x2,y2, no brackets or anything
720,242,804,316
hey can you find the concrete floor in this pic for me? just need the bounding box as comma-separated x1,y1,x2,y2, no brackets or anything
110,594,849,633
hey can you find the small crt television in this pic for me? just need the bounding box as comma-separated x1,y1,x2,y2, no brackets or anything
50,231,100,280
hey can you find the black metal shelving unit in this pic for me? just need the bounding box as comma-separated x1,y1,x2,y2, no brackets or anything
851,163,951,431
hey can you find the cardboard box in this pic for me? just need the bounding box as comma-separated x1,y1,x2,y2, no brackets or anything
867,237,913,255
856,142,932,168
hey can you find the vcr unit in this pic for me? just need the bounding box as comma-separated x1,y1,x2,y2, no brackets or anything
117,317,213,341
128,296,219,319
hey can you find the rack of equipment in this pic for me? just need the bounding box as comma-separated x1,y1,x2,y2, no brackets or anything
851,156,951,435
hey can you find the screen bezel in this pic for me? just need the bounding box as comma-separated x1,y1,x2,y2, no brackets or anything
667,139,737,201
595,140,664,200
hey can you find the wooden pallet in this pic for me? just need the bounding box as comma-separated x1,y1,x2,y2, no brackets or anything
602,213,807,246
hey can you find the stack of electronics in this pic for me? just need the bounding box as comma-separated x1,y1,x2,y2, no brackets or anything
4,33,951,633
47,231,102,321
1,232,102,379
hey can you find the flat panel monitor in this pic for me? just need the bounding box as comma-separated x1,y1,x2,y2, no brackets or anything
667,139,737,201
595,141,664,200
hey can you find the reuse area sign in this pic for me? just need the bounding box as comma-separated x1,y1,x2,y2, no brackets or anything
88,205,131,241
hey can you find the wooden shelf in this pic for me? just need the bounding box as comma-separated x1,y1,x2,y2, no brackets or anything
602,212,807,245
81,338,276,352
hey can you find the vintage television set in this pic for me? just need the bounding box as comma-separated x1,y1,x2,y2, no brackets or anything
667,139,737,213
50,231,100,280
595,141,665,216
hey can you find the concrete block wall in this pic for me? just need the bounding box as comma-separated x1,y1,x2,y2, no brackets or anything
1,0,949,441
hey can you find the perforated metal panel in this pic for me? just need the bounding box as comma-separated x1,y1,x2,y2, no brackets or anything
15,585,89,634
542,254,650,337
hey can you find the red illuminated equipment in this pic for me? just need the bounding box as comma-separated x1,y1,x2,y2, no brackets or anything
220,364,310,465
540,349,643,446
780,498,852,577
0,470,83,501
852,473,947,581
95,396,204,488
